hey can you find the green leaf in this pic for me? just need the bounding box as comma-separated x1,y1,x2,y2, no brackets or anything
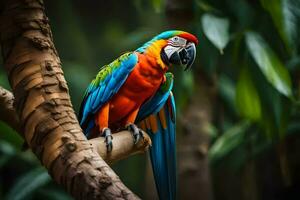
0,121,23,148
209,121,251,164
0,69,10,89
201,14,230,54
236,67,262,121
260,0,298,52
0,140,15,156
5,167,50,200
218,75,236,113
245,32,292,98
0,140,16,168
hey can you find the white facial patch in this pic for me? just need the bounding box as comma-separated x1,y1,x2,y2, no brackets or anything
164,36,187,59
168,36,187,47
164,45,182,59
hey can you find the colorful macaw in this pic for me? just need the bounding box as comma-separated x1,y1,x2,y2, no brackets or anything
78,30,198,200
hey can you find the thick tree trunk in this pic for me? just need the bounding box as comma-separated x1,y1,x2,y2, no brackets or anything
0,0,142,199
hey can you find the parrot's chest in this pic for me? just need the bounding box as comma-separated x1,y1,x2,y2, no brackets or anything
120,53,165,100
108,53,165,123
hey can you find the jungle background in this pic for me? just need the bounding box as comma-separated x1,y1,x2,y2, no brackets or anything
1,0,300,199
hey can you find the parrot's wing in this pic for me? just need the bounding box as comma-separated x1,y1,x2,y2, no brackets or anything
136,72,176,200
78,52,138,136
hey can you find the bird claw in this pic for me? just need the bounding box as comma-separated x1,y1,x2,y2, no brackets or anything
126,123,144,144
102,128,113,152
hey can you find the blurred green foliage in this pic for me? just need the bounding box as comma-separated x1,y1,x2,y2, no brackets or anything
205,0,300,161
0,0,300,199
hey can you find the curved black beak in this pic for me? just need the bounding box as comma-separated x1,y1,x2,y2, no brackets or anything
185,43,196,70
164,42,196,71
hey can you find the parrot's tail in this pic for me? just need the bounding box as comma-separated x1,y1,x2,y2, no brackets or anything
149,102,176,200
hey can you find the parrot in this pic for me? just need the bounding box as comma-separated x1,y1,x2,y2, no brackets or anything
78,30,198,200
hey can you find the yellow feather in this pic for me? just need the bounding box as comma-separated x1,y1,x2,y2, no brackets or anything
145,40,168,70
139,120,146,131
145,118,151,131
149,115,158,133
158,108,167,129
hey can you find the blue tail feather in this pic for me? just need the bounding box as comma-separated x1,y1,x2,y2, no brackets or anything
147,97,176,200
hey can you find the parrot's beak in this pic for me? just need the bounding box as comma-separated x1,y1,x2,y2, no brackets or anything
161,42,196,71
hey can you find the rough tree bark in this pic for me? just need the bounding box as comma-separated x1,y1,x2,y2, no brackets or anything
0,86,151,164
0,0,150,199
0,86,20,132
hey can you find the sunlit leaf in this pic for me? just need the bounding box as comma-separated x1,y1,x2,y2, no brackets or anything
260,0,299,52
201,14,230,54
0,140,15,156
250,65,290,138
204,123,218,139
245,32,292,98
5,167,50,200
236,67,261,121
209,121,251,164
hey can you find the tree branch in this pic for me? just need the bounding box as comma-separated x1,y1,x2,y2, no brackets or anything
0,86,20,132
0,86,151,164
90,131,151,165
0,0,149,199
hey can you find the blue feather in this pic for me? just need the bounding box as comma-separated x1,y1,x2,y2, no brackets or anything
136,72,174,121
78,52,138,135
136,73,176,200
85,120,95,138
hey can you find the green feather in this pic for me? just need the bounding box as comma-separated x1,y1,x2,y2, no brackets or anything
159,72,174,94
85,52,132,95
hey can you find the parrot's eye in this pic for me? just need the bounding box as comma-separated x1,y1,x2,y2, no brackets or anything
169,36,187,47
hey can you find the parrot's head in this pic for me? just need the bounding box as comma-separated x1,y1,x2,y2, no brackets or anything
137,30,198,71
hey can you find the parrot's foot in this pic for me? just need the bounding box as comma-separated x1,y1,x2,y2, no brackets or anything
126,123,144,144
102,128,113,152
